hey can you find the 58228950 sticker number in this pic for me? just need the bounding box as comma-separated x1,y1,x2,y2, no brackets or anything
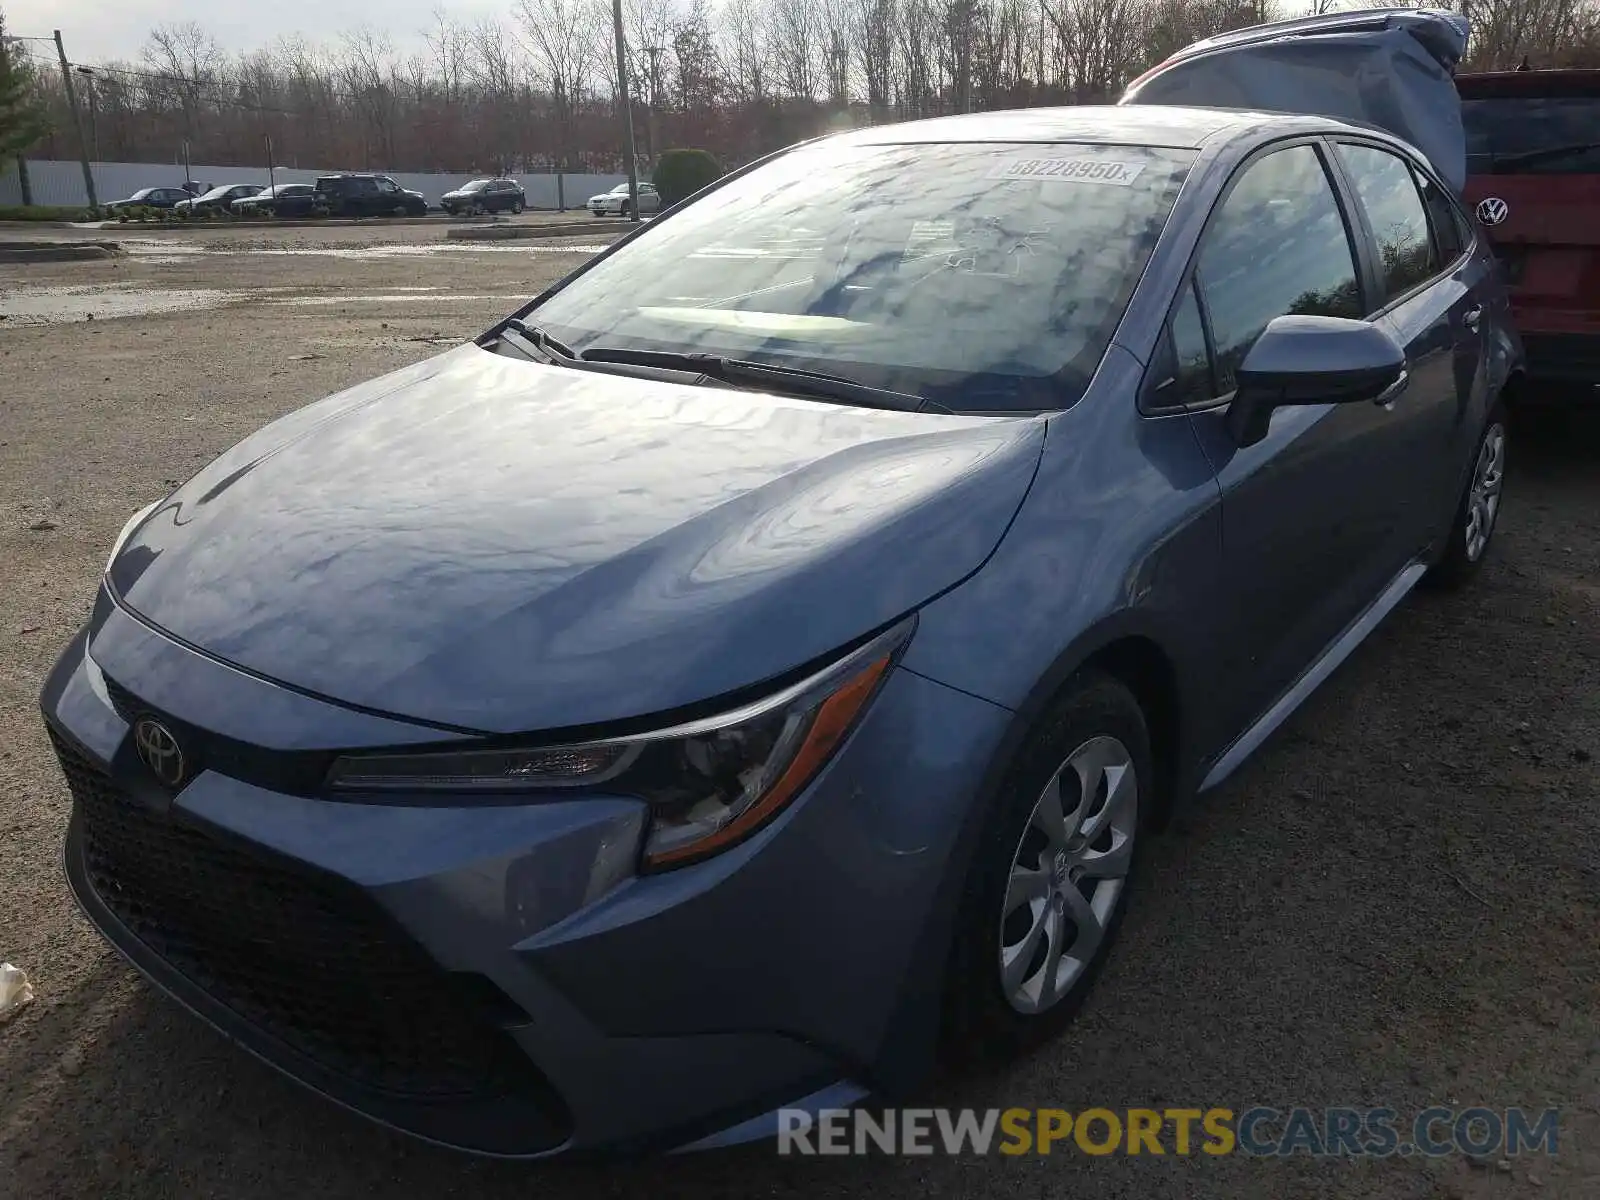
988,157,1148,186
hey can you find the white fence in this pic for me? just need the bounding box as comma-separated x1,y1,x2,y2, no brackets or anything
1,158,629,211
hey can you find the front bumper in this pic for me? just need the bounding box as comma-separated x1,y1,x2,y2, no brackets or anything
42,589,1010,1156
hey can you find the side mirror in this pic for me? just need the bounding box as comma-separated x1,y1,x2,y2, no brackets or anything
1226,315,1407,448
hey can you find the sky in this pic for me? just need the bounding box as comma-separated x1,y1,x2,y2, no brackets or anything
5,0,498,63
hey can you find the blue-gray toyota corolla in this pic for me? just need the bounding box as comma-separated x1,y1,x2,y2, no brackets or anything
43,99,1520,1156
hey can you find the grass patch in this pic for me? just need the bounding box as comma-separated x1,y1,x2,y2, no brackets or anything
0,204,102,222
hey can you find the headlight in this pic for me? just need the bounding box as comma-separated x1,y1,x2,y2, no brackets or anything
327,616,913,868
104,499,162,576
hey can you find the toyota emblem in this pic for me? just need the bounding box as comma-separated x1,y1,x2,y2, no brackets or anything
133,717,187,788
1477,197,1509,227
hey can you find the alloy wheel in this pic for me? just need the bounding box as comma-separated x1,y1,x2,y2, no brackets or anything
1464,422,1506,563
999,735,1138,1015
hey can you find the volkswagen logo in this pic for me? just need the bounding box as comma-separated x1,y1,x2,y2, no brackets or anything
133,717,187,788
1477,197,1509,227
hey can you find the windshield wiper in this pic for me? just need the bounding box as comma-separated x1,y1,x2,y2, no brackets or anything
500,317,579,363
578,346,928,412
1490,141,1600,171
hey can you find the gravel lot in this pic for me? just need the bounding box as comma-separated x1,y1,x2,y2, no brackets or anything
1,227,1596,1199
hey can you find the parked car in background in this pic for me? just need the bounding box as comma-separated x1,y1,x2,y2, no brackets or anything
441,178,526,215
103,187,192,211
313,174,429,218
174,184,263,215
588,181,660,217
231,183,318,218
1459,68,1600,394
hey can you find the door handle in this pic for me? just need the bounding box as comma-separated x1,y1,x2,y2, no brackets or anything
1462,305,1483,331
1374,368,1409,409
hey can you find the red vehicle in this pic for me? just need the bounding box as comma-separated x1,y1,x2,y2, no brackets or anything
1458,69,1600,393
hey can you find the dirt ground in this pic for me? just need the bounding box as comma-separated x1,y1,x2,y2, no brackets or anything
0,227,1596,1199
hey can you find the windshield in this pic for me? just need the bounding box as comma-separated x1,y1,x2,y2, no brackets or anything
1464,96,1600,174
461,180,491,192
533,140,1193,411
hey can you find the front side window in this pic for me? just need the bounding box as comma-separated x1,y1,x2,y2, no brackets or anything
1169,281,1213,404
377,178,400,194
1199,144,1362,394
533,140,1195,411
1336,143,1438,303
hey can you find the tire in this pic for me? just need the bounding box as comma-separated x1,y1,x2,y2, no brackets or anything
620,202,631,218
1425,402,1507,591
941,672,1152,1069
512,199,524,214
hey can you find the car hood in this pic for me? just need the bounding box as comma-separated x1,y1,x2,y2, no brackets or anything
109,345,1043,734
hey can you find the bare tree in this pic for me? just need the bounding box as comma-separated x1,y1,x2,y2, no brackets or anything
23,1,1600,176
516,0,607,169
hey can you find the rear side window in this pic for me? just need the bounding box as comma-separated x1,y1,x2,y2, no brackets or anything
1198,144,1362,394
1336,143,1438,304
1463,96,1600,175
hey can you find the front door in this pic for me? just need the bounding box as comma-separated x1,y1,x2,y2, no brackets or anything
1176,141,1430,741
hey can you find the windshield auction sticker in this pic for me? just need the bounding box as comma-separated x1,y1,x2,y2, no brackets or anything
989,157,1147,185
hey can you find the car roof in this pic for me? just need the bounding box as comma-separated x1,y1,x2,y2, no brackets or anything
832,104,1378,150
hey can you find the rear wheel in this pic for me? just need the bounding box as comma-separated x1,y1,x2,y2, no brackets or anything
1426,403,1507,590
942,673,1150,1067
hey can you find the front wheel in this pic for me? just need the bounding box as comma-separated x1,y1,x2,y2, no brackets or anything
511,199,524,214
1426,404,1507,590
941,672,1150,1068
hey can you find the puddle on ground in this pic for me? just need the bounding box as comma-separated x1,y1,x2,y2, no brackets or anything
271,294,525,306
0,283,240,327
0,280,530,327
120,240,610,260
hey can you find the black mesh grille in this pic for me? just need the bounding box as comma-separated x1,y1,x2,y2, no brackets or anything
51,728,561,1109
101,675,141,723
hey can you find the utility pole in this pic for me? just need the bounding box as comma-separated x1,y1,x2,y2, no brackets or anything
75,66,98,160
610,0,640,223
54,30,97,207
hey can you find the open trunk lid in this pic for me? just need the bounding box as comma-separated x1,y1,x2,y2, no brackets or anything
1119,8,1471,193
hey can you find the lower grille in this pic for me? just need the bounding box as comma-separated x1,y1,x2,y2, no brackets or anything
51,728,563,1111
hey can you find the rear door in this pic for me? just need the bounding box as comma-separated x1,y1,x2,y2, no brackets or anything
1330,139,1489,541
1459,73,1600,382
